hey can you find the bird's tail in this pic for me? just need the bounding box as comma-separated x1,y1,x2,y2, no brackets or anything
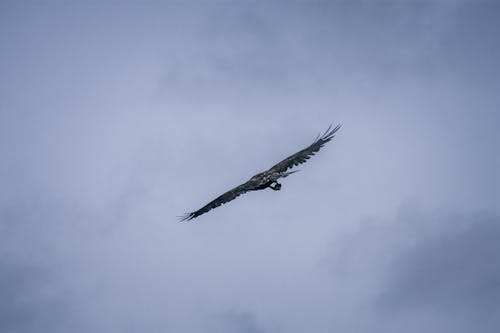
280,170,300,178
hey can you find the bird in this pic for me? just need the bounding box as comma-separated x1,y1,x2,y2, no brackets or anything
179,124,342,221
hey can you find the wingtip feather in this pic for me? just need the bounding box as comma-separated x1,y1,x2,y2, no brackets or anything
321,123,342,141
178,213,195,222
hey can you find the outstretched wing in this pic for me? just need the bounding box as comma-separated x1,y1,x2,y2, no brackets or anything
269,124,341,173
179,181,255,221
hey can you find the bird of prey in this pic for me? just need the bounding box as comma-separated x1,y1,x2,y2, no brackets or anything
179,124,341,221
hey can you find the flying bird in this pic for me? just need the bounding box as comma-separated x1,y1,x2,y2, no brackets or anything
179,124,342,221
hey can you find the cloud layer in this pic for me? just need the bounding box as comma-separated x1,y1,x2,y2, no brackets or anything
1,1,499,332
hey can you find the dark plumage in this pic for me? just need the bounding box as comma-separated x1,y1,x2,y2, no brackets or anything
179,124,341,221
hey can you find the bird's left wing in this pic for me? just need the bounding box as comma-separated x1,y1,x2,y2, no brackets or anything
268,124,341,174
179,181,255,221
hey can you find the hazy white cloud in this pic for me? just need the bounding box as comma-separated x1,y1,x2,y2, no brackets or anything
1,1,499,332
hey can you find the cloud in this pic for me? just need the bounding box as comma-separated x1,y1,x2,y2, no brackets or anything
0,254,71,333
210,309,269,333
377,213,500,332
0,201,78,333
1,1,499,332
324,207,500,333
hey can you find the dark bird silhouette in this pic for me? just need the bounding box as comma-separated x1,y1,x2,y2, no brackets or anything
179,124,341,221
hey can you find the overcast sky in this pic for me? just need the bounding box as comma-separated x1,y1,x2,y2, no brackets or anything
1,1,499,332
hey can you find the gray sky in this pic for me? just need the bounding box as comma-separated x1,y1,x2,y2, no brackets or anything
1,1,499,332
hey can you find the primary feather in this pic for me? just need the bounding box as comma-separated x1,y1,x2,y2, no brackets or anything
269,124,341,173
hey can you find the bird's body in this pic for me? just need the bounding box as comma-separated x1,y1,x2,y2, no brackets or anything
248,170,298,190
179,124,341,221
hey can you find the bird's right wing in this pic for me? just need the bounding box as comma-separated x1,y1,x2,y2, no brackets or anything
179,181,255,221
269,124,341,173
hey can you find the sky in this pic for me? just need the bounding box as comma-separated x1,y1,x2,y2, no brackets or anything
1,1,499,332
